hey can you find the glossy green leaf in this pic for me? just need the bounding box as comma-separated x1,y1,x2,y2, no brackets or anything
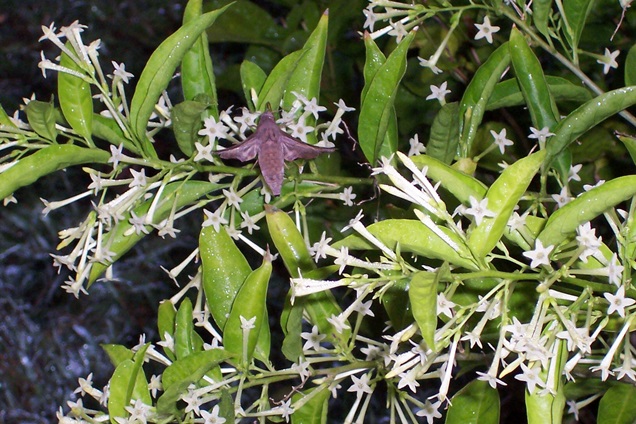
92,114,141,155
597,383,636,424
408,270,438,350
468,150,546,259
24,100,57,142
486,76,592,111
174,298,195,360
282,10,328,114
617,132,636,165
563,0,595,52
89,180,218,284
240,60,267,110
360,33,398,169
223,257,272,364
219,389,235,422
266,207,315,277
361,32,386,103
410,154,487,204
281,291,304,362
162,349,230,390
156,355,227,414
510,28,559,131
358,31,415,164
157,300,177,359
205,0,280,45
503,215,546,251
58,45,93,142
446,379,500,424
538,175,636,247
108,359,137,423
101,344,133,367
533,0,553,39
545,87,636,167
256,50,305,111
334,219,478,270
129,4,231,151
427,101,459,164
459,42,510,157
0,144,110,202
0,103,16,128
291,386,330,424
380,276,412,330
171,99,208,156
200,225,252,330
107,344,151,424
525,384,566,424
266,207,348,345
626,45,636,86
181,0,218,116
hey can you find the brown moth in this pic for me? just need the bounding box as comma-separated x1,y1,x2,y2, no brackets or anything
216,110,335,195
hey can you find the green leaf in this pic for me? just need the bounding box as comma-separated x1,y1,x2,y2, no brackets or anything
282,10,329,143
468,150,546,259
58,45,93,142
334,219,478,270
223,257,272,364
597,383,636,424
240,60,267,110
616,132,636,166
157,300,177,360
161,349,230,390
410,154,487,204
129,4,232,152
291,386,330,424
171,99,208,156
24,100,57,142
525,384,566,424
563,0,595,52
459,42,510,157
219,389,235,422
409,270,439,350
205,0,280,45
89,181,218,284
0,144,110,202
533,0,553,39
156,355,228,414
380,277,412,331
427,101,459,164
0,102,16,128
282,292,304,362
446,379,500,424
256,50,305,111
101,344,133,367
545,87,636,167
181,0,219,117
538,175,636,247
92,114,141,155
174,298,196,360
107,344,151,424
625,45,636,86
509,29,558,131
358,31,415,164
486,76,592,111
200,225,252,330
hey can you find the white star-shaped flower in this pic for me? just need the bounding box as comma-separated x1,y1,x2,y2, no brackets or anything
474,16,500,44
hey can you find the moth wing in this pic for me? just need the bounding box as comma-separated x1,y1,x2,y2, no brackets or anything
258,142,285,196
216,134,261,162
279,132,335,161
